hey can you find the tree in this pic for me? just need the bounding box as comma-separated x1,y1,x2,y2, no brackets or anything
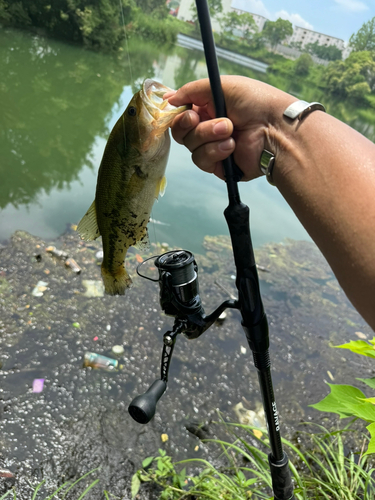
294,53,313,76
262,18,293,50
324,50,375,102
349,16,375,52
219,10,257,40
0,0,136,50
305,41,342,61
134,0,168,17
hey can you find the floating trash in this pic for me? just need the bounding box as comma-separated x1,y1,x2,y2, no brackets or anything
256,264,270,273
83,352,123,371
95,250,104,262
112,345,125,356
65,258,81,274
240,346,247,355
82,280,105,298
32,378,45,393
355,331,367,339
161,433,168,443
45,246,69,260
233,402,266,428
31,280,49,297
0,468,14,478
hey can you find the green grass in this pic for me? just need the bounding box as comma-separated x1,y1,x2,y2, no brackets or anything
3,422,374,499
132,421,375,500
0,469,101,500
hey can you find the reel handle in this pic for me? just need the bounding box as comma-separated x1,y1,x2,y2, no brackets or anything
128,379,167,424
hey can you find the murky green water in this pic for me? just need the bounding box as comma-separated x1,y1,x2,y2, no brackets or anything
2,27,374,255
0,26,314,254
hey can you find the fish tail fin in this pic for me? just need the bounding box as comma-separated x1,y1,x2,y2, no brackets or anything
101,264,132,296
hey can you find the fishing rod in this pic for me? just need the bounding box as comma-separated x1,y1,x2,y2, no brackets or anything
193,2,296,498
128,2,295,498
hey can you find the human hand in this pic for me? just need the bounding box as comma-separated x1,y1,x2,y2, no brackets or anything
165,76,296,181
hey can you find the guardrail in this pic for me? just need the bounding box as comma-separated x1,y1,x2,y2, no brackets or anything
177,33,269,73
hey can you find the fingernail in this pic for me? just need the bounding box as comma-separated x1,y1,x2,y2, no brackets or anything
213,120,228,135
218,138,234,151
180,111,192,129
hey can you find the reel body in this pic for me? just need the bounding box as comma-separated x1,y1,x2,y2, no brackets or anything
128,249,238,423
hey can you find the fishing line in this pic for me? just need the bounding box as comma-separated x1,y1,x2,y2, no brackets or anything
119,0,134,88
118,0,142,148
118,1,161,247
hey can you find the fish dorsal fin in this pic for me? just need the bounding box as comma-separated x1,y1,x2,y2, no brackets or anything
76,200,101,241
155,176,167,199
134,227,150,251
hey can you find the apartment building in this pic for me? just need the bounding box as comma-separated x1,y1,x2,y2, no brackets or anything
287,26,345,51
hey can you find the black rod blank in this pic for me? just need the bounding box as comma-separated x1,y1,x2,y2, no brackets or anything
194,2,295,499
194,0,243,200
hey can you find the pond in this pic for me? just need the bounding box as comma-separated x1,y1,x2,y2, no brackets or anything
0,26,314,254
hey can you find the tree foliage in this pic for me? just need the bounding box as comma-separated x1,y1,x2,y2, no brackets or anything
134,0,168,16
0,0,179,51
349,16,375,52
294,53,313,76
305,41,342,61
219,10,257,40
324,50,375,102
262,18,293,49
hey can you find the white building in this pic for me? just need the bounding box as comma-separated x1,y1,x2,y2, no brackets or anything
232,8,267,32
287,26,345,51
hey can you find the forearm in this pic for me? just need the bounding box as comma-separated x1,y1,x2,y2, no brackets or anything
269,111,375,329
167,77,375,329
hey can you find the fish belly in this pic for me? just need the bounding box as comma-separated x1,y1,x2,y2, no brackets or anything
99,179,157,295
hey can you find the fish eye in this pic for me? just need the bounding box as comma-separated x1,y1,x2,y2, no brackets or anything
128,106,137,117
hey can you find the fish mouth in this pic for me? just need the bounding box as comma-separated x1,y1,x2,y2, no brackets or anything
141,79,189,132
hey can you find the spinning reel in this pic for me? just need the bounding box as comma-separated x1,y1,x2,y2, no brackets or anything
128,250,239,424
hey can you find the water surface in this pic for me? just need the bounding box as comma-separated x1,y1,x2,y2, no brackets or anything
0,27,313,253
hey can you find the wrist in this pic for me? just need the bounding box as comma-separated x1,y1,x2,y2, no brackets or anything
262,100,326,186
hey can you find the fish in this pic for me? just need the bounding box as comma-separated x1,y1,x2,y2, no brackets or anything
77,79,188,295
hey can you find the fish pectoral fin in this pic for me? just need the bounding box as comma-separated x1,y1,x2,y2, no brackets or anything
134,227,150,251
76,200,101,241
155,176,167,199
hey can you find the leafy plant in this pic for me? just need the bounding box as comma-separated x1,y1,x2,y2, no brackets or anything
311,337,375,455
132,422,375,499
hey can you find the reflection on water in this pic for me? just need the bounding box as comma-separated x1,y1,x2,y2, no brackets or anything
1,27,373,253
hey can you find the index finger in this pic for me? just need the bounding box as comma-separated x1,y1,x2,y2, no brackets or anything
167,79,216,115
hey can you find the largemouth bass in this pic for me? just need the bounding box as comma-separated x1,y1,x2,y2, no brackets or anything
77,79,188,295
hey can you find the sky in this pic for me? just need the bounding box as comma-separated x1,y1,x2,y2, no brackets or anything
231,0,374,43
